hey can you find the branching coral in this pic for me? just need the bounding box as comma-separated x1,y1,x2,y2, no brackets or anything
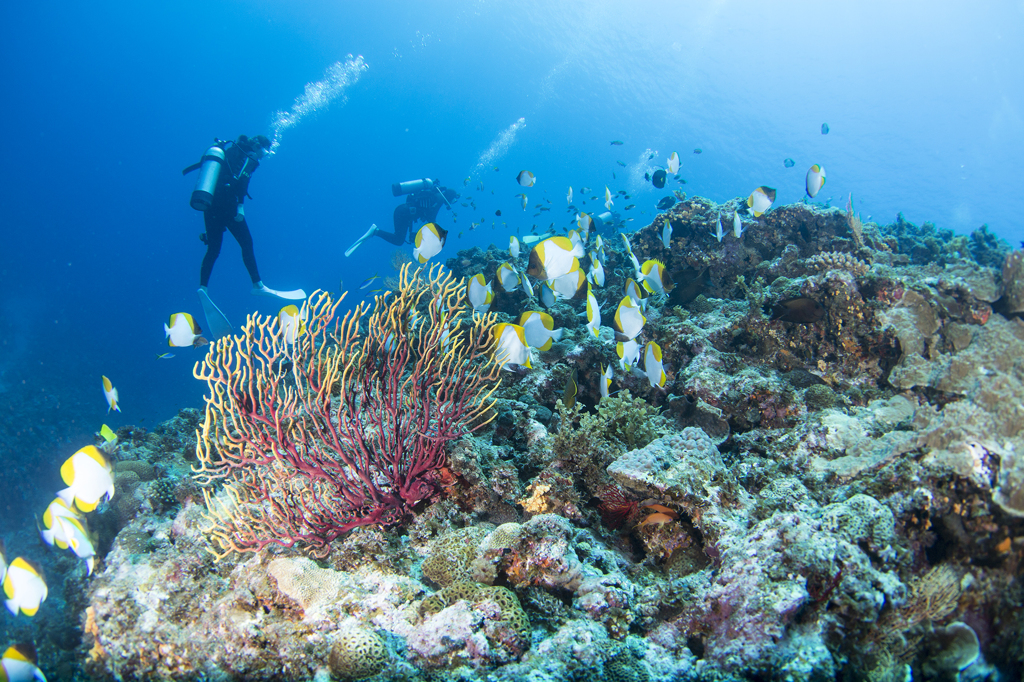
192,263,501,560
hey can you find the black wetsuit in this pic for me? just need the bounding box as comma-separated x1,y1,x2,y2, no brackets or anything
199,143,262,287
376,186,451,246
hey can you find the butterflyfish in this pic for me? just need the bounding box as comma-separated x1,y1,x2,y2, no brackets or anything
277,304,307,345
39,498,82,551
805,164,826,198
57,445,115,513
517,311,563,351
99,424,117,447
604,186,614,210
550,269,587,300
509,236,520,259
1,643,48,681
587,252,606,287
747,186,776,217
616,338,640,370
562,367,578,409
651,169,667,189
640,260,673,296
594,235,605,259
526,237,580,281
644,341,667,388
521,271,535,299
613,296,646,341
413,222,447,264
516,170,536,187
624,278,646,309
496,262,520,292
518,193,528,210
164,312,205,348
733,210,744,238
576,212,592,238
713,214,724,243
567,230,586,258
3,557,47,617
101,376,119,413
467,274,494,313
567,186,573,204
667,151,680,175
539,281,556,309
599,365,613,400
661,222,673,249
493,323,533,370
585,283,602,338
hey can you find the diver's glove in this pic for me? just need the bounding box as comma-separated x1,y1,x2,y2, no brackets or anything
234,204,245,222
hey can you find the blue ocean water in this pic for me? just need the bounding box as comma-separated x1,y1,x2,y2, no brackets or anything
0,0,1022,526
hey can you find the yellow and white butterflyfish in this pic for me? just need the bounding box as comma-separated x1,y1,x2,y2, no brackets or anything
644,341,667,388
39,497,82,551
516,170,536,187
520,271,535,299
616,338,641,370
567,186,573,205
667,151,680,175
467,274,494,313
517,193,528,210
57,445,115,513
585,283,602,338
613,296,646,341
1,643,47,681
550,268,587,301
599,364,613,400
518,311,563,351
661,222,673,249
526,236,580,281
604,186,614,210
163,312,202,348
746,186,776,217
496,262,520,292
733,210,744,238
539,280,556,309
587,251,606,287
101,375,119,414
492,323,533,370
640,260,674,295
509,235,520,259
594,234,606,260
2,557,47,617
55,514,96,576
567,229,586,258
412,222,448,264
713,214,724,242
576,212,592,237
805,164,826,198
277,304,307,345
624,278,647,310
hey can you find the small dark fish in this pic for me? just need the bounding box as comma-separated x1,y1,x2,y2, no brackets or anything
652,169,667,189
648,152,655,160
612,172,616,179
610,140,624,146
769,297,826,324
644,172,651,181
563,367,578,409
821,123,829,135
693,148,702,154
616,161,626,167
533,213,542,217
657,196,676,210
495,209,501,216
784,158,795,168
625,204,635,210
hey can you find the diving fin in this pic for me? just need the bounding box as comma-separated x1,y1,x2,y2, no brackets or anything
198,287,232,339
253,282,307,301
345,224,378,257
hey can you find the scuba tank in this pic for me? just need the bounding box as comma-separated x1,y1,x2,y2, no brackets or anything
392,178,435,196
187,146,226,211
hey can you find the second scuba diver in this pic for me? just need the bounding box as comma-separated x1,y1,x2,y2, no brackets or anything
184,134,306,337
346,178,457,256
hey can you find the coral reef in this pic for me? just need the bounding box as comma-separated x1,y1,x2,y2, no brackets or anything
17,198,1024,681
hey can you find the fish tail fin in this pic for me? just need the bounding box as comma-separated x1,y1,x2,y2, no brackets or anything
550,328,564,342
56,488,75,506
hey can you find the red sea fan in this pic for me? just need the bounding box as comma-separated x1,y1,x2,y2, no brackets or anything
597,485,638,529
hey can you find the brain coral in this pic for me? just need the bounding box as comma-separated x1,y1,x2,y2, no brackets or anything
329,626,389,680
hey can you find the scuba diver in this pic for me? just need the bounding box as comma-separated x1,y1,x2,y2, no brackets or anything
183,134,305,337
345,178,457,256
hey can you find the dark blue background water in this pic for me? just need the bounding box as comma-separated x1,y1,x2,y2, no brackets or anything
1,1,1022,524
